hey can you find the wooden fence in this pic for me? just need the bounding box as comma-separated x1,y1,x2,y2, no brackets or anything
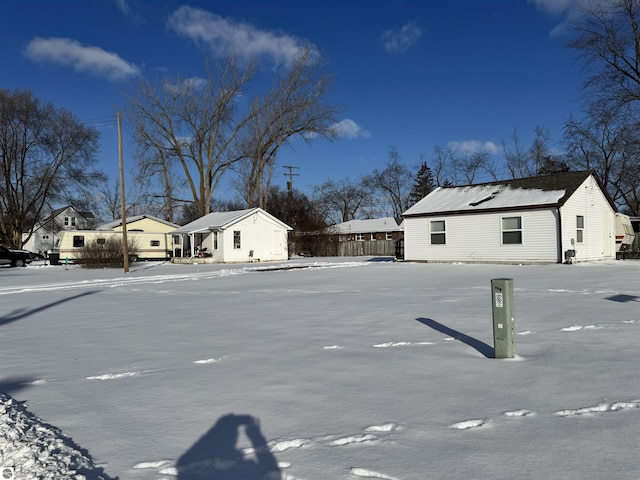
293,239,396,257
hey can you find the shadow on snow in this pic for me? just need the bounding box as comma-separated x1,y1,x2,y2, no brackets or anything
177,413,281,480
416,317,494,358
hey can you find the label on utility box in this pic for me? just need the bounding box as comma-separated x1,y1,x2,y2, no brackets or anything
495,292,504,308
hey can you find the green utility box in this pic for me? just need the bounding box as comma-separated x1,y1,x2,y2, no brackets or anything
491,278,515,359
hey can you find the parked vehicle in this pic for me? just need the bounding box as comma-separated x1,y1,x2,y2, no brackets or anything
53,230,178,263
615,213,637,259
0,246,33,267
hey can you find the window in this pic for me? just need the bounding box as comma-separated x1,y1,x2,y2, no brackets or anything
71,217,76,227
370,233,376,241
97,238,106,245
64,217,70,226
576,215,584,243
502,217,522,244
430,220,446,245
73,235,85,248
64,217,76,227
233,230,241,249
355,233,365,241
213,231,218,250
386,232,393,240
150,240,160,247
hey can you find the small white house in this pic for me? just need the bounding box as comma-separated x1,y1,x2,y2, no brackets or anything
172,207,292,263
402,171,618,264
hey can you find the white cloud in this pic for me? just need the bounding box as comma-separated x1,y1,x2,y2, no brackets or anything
167,6,316,68
528,0,576,15
331,119,371,139
113,0,130,16
448,140,498,155
382,20,423,54
24,37,140,81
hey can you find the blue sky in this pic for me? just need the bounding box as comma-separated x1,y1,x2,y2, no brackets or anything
1,0,586,199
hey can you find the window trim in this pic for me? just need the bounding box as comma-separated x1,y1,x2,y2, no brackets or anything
576,215,584,243
501,216,522,245
430,220,446,245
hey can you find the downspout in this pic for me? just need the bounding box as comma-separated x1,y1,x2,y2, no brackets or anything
556,206,563,263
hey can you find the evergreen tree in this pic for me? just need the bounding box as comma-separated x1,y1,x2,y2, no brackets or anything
408,162,435,206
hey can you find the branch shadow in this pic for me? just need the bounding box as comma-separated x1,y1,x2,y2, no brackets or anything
416,318,495,358
177,413,281,480
0,290,99,327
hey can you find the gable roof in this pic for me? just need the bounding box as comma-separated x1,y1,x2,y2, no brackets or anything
327,217,400,234
95,214,179,231
172,207,292,234
403,171,614,217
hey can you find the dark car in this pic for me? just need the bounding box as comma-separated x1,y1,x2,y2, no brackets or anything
0,246,33,267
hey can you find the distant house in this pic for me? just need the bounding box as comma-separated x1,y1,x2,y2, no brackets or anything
22,206,96,255
300,217,402,257
172,207,292,263
402,171,618,264
326,217,402,242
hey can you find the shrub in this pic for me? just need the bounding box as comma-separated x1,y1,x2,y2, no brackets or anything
75,237,139,269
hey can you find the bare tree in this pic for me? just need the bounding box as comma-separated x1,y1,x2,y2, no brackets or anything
564,103,640,213
502,129,534,179
0,89,101,248
366,147,415,223
235,48,338,210
125,57,255,222
431,145,493,186
313,177,372,224
569,0,640,109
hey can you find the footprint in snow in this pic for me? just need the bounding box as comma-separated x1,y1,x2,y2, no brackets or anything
350,467,402,480
503,409,535,417
373,341,433,348
561,324,608,332
86,371,141,381
449,418,489,430
555,400,640,417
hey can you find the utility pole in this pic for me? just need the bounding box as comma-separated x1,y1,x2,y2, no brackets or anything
283,165,299,227
283,165,299,193
117,111,129,273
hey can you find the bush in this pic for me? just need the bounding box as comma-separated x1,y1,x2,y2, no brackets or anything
75,237,139,269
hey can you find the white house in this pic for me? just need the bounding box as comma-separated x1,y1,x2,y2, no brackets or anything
22,206,96,255
402,171,618,264
172,207,292,263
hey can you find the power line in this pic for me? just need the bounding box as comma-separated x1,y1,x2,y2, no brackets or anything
283,165,299,192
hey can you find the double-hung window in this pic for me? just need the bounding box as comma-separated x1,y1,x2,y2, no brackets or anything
233,230,241,249
502,216,522,244
430,220,446,245
576,216,584,243
355,233,364,241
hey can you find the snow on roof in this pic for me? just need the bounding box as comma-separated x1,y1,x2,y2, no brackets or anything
95,215,179,230
403,184,566,216
173,207,292,234
328,217,400,234
403,171,599,217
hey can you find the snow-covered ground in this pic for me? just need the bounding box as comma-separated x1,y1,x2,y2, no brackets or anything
1,257,639,480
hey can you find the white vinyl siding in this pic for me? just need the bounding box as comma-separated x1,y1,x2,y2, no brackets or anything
404,209,558,263
560,176,615,261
